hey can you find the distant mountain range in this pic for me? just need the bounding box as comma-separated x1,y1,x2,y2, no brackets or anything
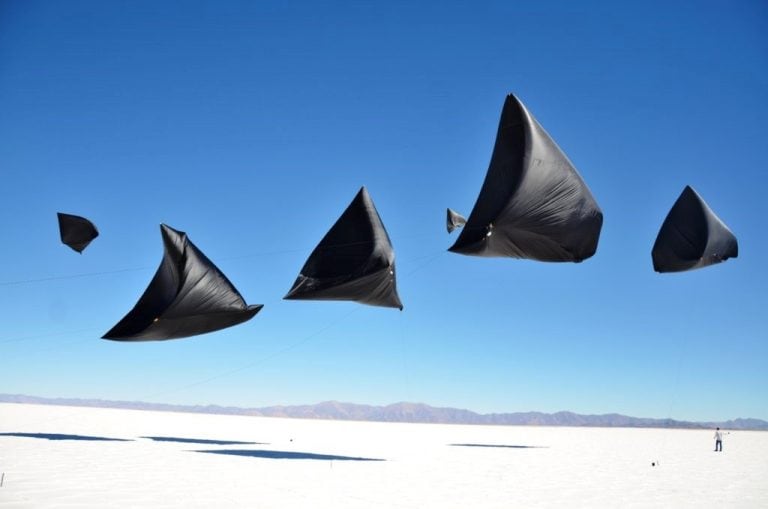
2,394,766,430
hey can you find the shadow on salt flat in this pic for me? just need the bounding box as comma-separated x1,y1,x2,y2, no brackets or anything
143,436,265,445
0,432,132,442
449,443,548,449
195,449,385,461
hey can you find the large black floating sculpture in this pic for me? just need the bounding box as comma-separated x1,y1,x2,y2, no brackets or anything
448,94,603,262
652,186,738,273
284,186,403,310
446,208,467,234
58,212,99,253
103,224,262,341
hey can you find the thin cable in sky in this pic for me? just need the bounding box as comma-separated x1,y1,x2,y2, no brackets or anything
0,327,101,345
0,267,151,287
141,307,361,402
0,238,427,288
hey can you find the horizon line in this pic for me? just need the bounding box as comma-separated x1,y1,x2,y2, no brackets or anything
1,393,765,431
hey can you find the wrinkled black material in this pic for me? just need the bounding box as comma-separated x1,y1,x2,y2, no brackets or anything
284,187,402,310
57,212,99,253
103,224,262,341
652,186,738,273
446,208,466,233
448,94,603,262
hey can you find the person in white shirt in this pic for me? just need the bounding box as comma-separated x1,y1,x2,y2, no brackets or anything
714,427,724,452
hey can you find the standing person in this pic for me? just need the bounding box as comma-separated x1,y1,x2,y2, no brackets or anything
714,427,724,452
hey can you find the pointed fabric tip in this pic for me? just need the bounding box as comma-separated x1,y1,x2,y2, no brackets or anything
448,94,603,262
652,186,738,273
103,224,262,341
58,212,99,253
284,187,403,309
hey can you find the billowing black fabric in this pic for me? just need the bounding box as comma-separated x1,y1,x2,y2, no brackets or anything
58,212,99,253
103,224,262,341
448,94,603,262
652,186,738,273
446,208,466,233
284,187,403,310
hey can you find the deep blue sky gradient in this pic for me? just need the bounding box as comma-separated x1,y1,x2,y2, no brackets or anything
1,0,766,421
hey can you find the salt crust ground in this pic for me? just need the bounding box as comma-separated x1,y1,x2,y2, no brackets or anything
1,403,766,508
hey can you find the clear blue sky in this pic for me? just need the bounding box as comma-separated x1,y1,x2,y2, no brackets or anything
1,0,766,422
